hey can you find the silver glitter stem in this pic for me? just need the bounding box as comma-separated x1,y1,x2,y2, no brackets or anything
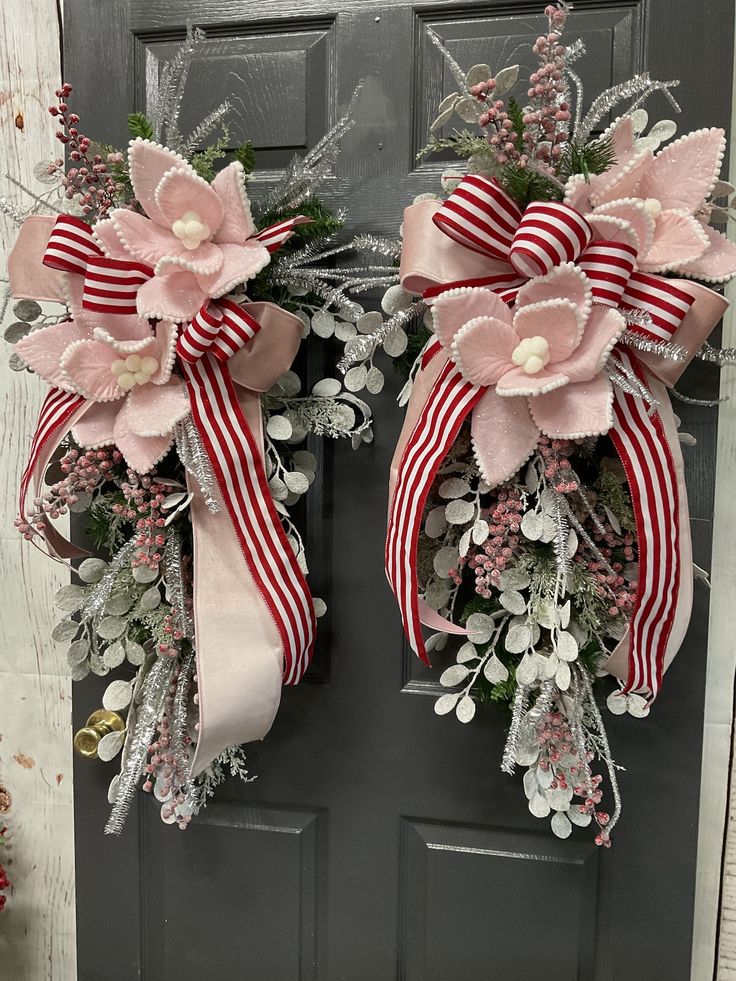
562,498,618,577
670,388,728,407
163,528,194,640
171,650,195,786
105,655,175,835
551,490,571,593
621,330,686,362
338,300,427,372
576,74,680,143
79,539,137,624
174,417,220,513
501,683,531,776
698,341,736,366
577,665,622,839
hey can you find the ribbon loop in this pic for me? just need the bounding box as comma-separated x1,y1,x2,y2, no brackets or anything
577,240,637,307
177,299,261,365
432,175,522,261
509,200,593,277
43,214,103,275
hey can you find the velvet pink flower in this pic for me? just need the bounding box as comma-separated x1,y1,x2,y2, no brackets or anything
93,138,272,321
564,118,736,283
16,278,189,473
432,264,625,487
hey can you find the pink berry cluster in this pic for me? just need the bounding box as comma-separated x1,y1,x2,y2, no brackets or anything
575,509,638,620
521,5,572,173
535,709,612,846
142,663,197,830
48,83,125,218
15,447,121,540
538,436,579,493
450,486,524,598
113,473,169,571
470,80,525,166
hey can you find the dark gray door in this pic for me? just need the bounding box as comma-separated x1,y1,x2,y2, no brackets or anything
67,2,732,978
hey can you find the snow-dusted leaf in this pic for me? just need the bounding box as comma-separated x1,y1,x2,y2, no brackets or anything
520,510,543,541
523,768,538,800
458,528,472,558
102,641,126,669
457,642,479,664
440,663,471,687
424,506,448,539
344,366,367,392
107,774,120,804
648,119,677,143
67,639,89,666
454,95,483,123
541,652,558,679
284,470,310,495
433,545,459,579
103,679,133,711
425,632,448,653
77,557,108,584
493,64,520,99
267,415,293,440
472,519,490,545
567,528,579,558
70,660,91,681
551,811,573,839
434,692,461,715
439,477,472,499
500,590,526,615
97,616,127,640
430,102,458,132
540,514,556,543
456,695,476,723
424,579,451,610
132,564,158,584
606,690,629,715
466,612,494,644
125,640,145,665
269,475,288,501
483,653,509,683
499,569,530,591
98,729,125,762
465,64,492,88
445,499,475,525
556,631,579,662
312,378,342,397
627,693,650,718
106,590,136,615
569,808,592,828
383,328,408,357
556,659,571,691
52,620,80,643
535,597,557,630
69,491,93,513
537,765,554,790
356,310,383,334
55,584,86,612
529,792,551,818
140,586,161,611
366,366,385,395
505,623,531,654
515,651,538,685
603,505,621,535
335,321,357,342
311,310,336,337
559,600,571,629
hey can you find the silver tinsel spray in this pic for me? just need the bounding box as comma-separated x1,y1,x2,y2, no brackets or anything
174,417,220,513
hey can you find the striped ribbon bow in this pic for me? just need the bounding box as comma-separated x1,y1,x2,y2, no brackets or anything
42,212,306,316
388,189,728,702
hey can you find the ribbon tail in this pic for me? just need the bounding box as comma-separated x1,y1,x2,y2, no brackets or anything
19,388,91,560
607,353,686,698
386,353,484,664
182,356,316,775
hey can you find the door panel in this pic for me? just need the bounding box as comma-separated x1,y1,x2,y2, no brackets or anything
65,1,733,978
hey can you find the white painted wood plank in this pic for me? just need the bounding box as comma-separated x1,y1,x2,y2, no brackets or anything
0,3,76,979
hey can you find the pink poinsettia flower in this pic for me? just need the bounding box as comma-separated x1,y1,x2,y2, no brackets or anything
432,264,625,487
564,118,736,283
16,279,189,473
93,138,272,321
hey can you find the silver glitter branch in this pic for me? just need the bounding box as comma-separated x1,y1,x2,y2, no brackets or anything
163,528,194,640
501,683,531,776
105,655,175,835
174,417,220,513
350,233,402,260
621,329,686,362
551,491,571,592
338,300,427,372
79,539,137,624
606,356,659,408
562,498,618,578
425,27,468,91
670,388,727,407
577,665,622,839
576,74,680,143
171,650,195,786
698,340,736,366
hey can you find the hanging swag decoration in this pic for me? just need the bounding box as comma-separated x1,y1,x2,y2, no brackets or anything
4,30,402,832
342,2,736,843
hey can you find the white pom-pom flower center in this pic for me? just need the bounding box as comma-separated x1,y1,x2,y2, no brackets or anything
511,335,550,375
172,210,211,250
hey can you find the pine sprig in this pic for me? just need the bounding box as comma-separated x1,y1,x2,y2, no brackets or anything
127,112,154,141
558,135,616,183
416,128,489,162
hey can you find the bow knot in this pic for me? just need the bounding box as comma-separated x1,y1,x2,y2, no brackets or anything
176,299,261,364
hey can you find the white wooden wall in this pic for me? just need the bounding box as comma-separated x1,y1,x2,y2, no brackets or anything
0,3,76,979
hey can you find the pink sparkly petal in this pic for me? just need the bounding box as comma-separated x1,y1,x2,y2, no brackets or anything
530,374,614,438
586,214,640,251
514,262,591,316
552,306,625,383
589,199,655,255
124,377,190,437
674,224,736,283
495,366,569,397
113,399,175,474
211,162,257,243
108,209,185,266
638,211,709,272
72,400,119,448
60,338,125,402
155,242,223,279
432,287,512,353
128,139,187,227
136,270,206,322
149,320,179,384
155,167,224,237
451,316,518,386
513,298,583,363
471,388,540,488
637,128,727,214
84,313,154,343
15,320,93,391
92,217,132,261
563,175,591,213
588,146,653,207
195,241,271,297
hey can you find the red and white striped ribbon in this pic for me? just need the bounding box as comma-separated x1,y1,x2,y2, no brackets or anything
18,386,85,524
177,299,261,364
432,175,522,262
577,240,637,307
610,351,680,697
386,354,484,663
182,355,316,684
423,271,526,306
509,201,592,277
620,272,695,343
251,216,311,254
83,256,154,315
42,215,103,276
